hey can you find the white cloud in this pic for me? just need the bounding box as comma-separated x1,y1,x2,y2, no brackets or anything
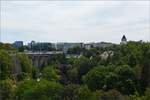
1,1,150,43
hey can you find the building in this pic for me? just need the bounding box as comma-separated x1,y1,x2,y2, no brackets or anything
28,40,36,49
100,51,114,60
121,35,127,44
56,42,83,52
51,43,57,50
28,41,53,51
56,43,65,51
93,42,114,48
84,43,94,50
12,41,23,48
84,42,113,49
63,43,83,52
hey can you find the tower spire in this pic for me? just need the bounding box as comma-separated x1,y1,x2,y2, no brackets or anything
121,35,127,44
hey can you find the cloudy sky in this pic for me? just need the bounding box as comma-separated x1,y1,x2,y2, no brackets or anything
1,1,150,44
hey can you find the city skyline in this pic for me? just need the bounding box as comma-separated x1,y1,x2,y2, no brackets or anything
1,1,150,44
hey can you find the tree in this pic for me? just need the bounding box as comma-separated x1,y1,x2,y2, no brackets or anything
82,65,117,91
83,48,98,58
114,65,137,94
32,66,39,79
67,46,83,55
141,43,150,89
0,43,15,50
100,89,126,100
0,50,13,80
145,88,150,100
83,65,137,94
15,79,63,100
18,46,25,52
17,54,33,76
74,56,95,83
62,84,79,100
91,90,103,100
82,66,107,91
67,67,78,83
49,54,67,65
110,41,143,67
77,85,92,100
0,79,14,100
42,66,60,82
129,92,145,100
105,72,118,90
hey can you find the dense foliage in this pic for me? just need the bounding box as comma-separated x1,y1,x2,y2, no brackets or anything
0,42,150,100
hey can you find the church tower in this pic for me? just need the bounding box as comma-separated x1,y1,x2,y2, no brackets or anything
121,35,127,44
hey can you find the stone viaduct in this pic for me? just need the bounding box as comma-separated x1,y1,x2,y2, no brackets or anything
11,51,63,75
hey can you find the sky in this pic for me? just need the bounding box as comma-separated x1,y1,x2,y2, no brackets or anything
1,1,150,44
